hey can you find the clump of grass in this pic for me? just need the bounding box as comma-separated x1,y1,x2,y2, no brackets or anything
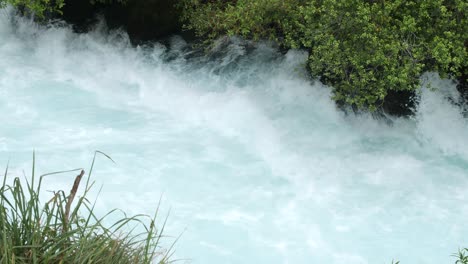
0,152,173,263
455,248,468,264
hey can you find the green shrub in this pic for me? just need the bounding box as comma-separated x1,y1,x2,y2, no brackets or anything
0,0,128,18
180,0,467,110
0,152,172,264
0,0,65,18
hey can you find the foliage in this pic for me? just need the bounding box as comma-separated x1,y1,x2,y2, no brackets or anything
0,0,65,18
0,0,129,18
180,0,467,110
455,248,468,264
0,153,172,263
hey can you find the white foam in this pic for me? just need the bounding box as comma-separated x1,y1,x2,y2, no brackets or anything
0,8,467,264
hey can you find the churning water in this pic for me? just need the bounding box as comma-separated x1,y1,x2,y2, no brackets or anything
1,9,468,264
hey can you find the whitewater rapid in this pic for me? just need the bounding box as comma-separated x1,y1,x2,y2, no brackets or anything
1,9,468,264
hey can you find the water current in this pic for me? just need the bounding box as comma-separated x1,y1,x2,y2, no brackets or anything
1,9,468,264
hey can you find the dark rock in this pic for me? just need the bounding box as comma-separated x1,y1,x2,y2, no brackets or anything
457,71,467,102
106,0,182,42
61,0,103,32
61,0,183,42
456,70,468,116
380,90,416,117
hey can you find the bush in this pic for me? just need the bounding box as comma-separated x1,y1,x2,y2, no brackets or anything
0,0,65,18
180,0,467,110
0,153,172,264
0,0,128,18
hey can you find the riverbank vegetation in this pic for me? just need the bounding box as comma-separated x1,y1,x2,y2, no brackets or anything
0,0,466,113
1,1,467,263
180,0,467,111
0,0,64,18
0,154,171,263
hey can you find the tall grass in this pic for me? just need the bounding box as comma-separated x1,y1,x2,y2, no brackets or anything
455,248,468,264
0,152,173,264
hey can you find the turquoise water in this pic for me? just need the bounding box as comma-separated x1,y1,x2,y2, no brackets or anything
1,9,468,264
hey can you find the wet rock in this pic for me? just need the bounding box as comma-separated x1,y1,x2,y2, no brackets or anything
61,0,102,32
456,70,468,116
457,71,467,101
380,90,416,117
61,0,182,42
104,0,182,42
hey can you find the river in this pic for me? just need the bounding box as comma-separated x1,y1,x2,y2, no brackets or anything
1,8,468,264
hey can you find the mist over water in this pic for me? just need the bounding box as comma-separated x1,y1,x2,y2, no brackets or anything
1,9,468,264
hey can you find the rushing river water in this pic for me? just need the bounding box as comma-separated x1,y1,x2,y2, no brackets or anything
1,9,468,264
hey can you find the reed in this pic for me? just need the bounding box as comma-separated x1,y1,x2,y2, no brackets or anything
0,152,172,264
